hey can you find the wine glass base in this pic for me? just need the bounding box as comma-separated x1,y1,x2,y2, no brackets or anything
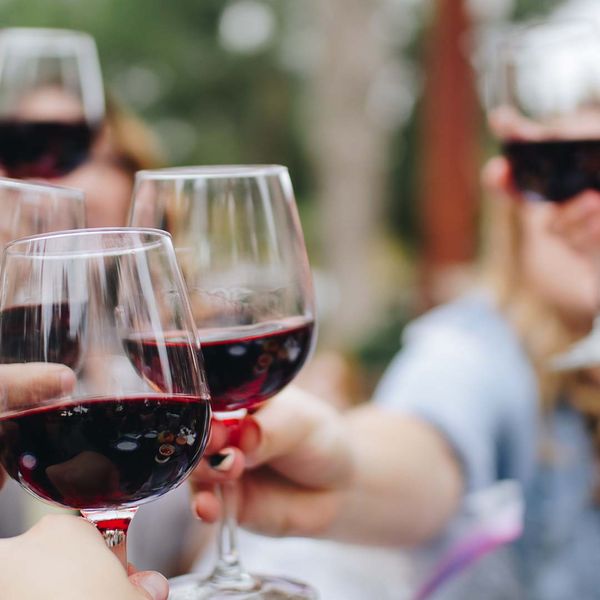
168,573,319,600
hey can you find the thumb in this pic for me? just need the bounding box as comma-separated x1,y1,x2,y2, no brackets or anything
128,571,169,600
0,363,75,409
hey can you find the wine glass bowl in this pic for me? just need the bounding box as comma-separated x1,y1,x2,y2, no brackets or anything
0,177,85,246
0,228,211,564
132,166,316,415
0,28,105,179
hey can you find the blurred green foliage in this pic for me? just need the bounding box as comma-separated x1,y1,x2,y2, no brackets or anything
0,0,579,380
0,0,311,198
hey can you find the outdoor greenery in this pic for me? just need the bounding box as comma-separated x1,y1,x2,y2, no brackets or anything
0,0,576,383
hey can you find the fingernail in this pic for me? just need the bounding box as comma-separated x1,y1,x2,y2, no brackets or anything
137,572,169,600
208,449,235,472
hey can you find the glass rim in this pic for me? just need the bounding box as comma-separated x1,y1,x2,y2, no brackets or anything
0,176,85,200
4,227,172,258
502,18,600,51
0,391,209,420
0,27,95,43
136,165,289,181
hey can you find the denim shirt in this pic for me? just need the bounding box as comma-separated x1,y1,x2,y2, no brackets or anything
374,295,600,599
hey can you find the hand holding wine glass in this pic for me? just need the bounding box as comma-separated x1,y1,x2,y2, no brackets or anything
189,386,353,534
130,166,317,599
0,228,211,570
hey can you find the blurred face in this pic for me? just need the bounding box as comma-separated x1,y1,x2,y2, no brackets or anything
520,200,598,328
484,156,600,330
57,156,133,228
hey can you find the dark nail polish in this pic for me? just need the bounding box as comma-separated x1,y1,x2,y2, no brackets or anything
209,451,234,471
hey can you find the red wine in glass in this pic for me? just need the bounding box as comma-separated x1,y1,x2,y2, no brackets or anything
0,394,210,509
125,317,315,413
0,228,210,571
0,120,97,179
503,139,600,203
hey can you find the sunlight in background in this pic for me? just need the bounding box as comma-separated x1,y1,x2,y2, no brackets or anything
219,1,276,55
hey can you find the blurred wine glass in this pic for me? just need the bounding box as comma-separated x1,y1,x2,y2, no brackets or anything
487,20,600,369
0,177,85,247
0,28,105,179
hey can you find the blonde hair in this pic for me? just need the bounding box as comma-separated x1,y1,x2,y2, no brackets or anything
104,96,165,174
481,193,587,415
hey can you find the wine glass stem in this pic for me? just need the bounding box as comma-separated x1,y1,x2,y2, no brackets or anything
81,508,137,570
210,480,256,590
99,525,129,569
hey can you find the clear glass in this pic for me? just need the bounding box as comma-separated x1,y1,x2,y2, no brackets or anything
0,177,85,246
487,20,600,369
130,166,318,599
0,27,105,179
0,227,211,569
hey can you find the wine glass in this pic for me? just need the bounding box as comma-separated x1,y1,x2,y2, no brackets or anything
0,228,211,568
0,177,85,246
130,166,318,599
0,28,105,179
486,20,600,369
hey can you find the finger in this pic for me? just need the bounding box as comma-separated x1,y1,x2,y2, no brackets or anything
238,468,339,537
189,447,245,484
128,570,169,600
247,388,352,489
238,417,261,454
0,363,75,410
205,419,229,454
246,388,321,467
191,488,221,522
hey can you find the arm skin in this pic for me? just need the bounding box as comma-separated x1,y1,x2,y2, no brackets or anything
191,388,463,547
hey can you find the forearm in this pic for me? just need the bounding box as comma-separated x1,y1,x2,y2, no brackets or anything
325,406,463,546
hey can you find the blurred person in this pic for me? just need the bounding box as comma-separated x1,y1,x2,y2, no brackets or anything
59,96,164,227
10,87,164,226
0,87,203,579
188,153,600,599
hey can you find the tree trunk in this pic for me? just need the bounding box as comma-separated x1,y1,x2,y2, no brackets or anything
419,0,479,307
309,0,389,347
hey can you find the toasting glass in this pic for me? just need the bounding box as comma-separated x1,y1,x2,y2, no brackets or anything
0,228,211,568
487,20,600,369
0,177,85,246
0,28,105,179
130,166,318,599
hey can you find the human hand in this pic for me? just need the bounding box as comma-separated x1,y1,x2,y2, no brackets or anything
190,387,353,537
0,514,168,600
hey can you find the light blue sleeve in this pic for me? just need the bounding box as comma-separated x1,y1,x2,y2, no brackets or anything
372,298,539,491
